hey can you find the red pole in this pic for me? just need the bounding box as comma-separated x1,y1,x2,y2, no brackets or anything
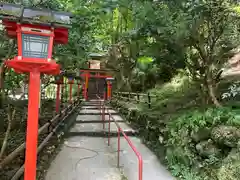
104,91,106,100
117,127,120,168
61,82,64,105
109,83,112,99
69,83,73,103
77,84,80,97
55,83,60,113
103,105,105,131
85,73,89,100
24,71,40,180
107,81,110,100
82,83,85,99
108,113,110,146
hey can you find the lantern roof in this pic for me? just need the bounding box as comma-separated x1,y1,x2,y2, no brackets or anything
88,52,107,60
0,3,72,44
0,3,72,28
61,70,83,80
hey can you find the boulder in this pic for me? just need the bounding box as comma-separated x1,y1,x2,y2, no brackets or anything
224,148,240,163
191,128,211,142
211,125,240,148
196,139,221,157
217,155,240,180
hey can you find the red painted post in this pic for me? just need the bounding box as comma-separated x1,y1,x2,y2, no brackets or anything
69,83,73,103
65,80,68,103
108,113,110,146
61,82,64,105
103,104,105,131
117,127,120,168
109,82,112,99
55,84,60,113
24,71,40,180
84,73,89,100
86,73,89,101
77,84,80,97
82,83,85,99
139,158,143,180
107,81,110,100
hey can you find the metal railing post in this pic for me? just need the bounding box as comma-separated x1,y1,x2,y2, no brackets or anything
148,92,151,108
117,127,120,168
108,113,110,146
137,92,140,103
107,109,143,180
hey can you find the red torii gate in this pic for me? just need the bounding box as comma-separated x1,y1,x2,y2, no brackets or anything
79,68,114,100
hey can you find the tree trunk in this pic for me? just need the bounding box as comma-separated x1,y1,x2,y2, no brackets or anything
0,105,16,160
207,77,222,107
0,65,6,108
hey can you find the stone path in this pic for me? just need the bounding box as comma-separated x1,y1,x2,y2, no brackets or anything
45,100,174,180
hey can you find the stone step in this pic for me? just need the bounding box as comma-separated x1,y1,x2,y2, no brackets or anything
75,120,125,124
66,130,138,138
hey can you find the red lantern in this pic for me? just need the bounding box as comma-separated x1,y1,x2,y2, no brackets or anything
0,3,72,180
106,77,114,100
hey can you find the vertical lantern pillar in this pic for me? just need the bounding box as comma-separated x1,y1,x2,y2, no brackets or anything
69,83,73,103
82,83,85,99
56,83,60,113
68,78,74,103
61,80,65,106
77,83,80,97
24,71,41,180
107,81,111,100
65,78,68,102
55,75,63,112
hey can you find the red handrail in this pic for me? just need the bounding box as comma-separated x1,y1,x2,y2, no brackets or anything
96,97,143,180
96,95,105,131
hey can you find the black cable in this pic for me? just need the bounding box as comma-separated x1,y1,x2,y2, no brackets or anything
63,144,122,170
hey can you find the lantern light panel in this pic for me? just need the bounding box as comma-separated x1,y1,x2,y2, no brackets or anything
22,29,50,59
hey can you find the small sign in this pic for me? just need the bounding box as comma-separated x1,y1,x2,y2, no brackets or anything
89,60,100,69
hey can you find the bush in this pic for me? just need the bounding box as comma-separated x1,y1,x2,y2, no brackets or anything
166,107,240,179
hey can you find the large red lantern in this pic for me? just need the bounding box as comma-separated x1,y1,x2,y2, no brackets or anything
0,3,72,180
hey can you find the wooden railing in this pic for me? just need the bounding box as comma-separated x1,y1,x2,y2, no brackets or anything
113,91,158,108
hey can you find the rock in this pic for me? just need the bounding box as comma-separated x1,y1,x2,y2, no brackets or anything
158,135,164,144
223,148,240,163
191,128,211,142
41,154,49,161
238,141,240,150
217,154,240,180
211,125,240,147
196,139,221,157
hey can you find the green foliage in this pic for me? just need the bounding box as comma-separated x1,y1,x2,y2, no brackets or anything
169,164,202,180
165,107,240,179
